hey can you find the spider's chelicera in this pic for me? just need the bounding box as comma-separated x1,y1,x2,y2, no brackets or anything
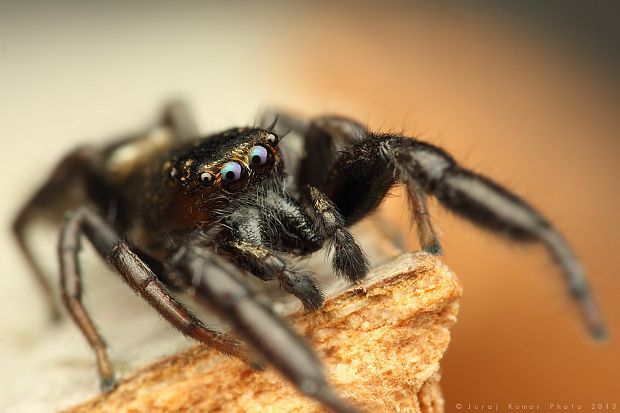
13,103,607,413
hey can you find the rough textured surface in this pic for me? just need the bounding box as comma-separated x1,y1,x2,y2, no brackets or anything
61,253,462,413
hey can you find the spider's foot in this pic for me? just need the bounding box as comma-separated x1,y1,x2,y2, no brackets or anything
574,290,609,342
100,375,118,393
422,240,443,255
590,325,609,342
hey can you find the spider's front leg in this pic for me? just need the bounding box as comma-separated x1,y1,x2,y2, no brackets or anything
58,207,258,391
380,136,607,339
171,243,362,413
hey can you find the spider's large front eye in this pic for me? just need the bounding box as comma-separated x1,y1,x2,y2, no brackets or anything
249,145,270,167
220,161,248,191
221,161,243,181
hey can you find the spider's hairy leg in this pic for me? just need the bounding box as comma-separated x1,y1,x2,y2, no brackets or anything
220,240,325,310
266,110,441,254
302,186,369,282
306,117,441,253
383,137,607,339
173,246,362,413
58,207,258,391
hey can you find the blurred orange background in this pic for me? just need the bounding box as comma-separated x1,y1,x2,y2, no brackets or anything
1,2,618,411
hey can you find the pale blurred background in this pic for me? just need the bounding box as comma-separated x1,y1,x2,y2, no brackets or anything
1,1,619,412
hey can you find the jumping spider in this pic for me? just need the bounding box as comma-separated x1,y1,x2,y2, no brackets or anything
13,102,606,413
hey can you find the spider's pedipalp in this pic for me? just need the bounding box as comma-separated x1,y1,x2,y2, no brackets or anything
221,239,325,311
331,228,369,282
302,185,369,282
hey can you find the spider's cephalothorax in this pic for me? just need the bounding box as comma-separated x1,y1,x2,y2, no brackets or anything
13,103,607,413
121,127,287,238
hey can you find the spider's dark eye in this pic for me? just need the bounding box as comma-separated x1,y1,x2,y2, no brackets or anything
199,171,215,186
249,145,269,166
221,161,243,182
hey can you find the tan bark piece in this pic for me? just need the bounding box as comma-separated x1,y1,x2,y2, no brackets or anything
61,253,462,413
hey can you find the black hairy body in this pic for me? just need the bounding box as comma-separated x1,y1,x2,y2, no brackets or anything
13,103,606,413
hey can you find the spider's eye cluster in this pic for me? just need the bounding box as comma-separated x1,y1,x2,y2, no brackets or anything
193,136,277,192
